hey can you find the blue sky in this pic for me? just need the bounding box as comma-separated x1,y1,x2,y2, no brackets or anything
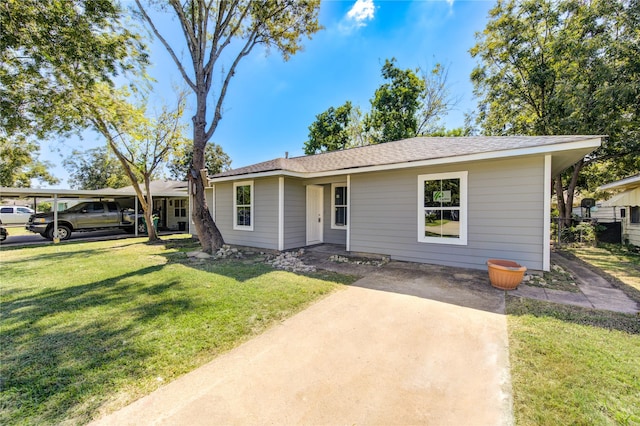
43,0,495,188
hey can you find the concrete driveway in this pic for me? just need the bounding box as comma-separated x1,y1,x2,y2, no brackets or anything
92,263,512,425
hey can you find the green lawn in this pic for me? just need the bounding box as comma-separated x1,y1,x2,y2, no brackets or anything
0,237,352,425
508,243,640,425
567,244,640,294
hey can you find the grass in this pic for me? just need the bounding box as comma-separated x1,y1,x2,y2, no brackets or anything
507,297,640,425
0,236,353,425
509,243,640,425
565,243,640,295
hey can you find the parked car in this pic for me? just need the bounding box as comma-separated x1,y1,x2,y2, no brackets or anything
0,220,7,241
0,206,35,225
26,201,144,240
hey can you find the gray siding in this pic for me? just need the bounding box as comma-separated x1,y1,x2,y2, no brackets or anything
283,178,306,249
214,178,279,250
350,157,546,270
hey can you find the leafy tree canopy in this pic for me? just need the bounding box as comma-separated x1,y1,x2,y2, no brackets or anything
0,0,147,139
0,137,59,187
304,59,458,154
63,146,132,190
304,102,353,155
83,84,190,241
364,58,426,144
168,142,232,180
470,0,639,216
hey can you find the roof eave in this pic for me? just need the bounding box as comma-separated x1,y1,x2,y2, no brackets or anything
598,174,640,191
206,137,602,184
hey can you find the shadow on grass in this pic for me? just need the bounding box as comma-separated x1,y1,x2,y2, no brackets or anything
506,295,640,335
0,265,192,424
1,237,351,424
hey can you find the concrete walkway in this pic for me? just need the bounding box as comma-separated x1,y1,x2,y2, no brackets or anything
512,252,639,314
92,266,512,426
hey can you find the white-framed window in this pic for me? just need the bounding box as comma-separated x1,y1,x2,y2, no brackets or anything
417,171,467,245
233,181,254,231
174,199,187,218
331,183,348,229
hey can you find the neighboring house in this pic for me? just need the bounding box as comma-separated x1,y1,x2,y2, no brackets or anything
201,136,601,271
600,174,640,246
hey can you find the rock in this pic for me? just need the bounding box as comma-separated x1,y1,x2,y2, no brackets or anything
267,250,316,272
454,273,475,280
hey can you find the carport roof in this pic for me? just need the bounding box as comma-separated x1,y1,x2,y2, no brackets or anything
0,181,188,199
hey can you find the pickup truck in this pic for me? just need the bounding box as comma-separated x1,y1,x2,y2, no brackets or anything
26,201,144,240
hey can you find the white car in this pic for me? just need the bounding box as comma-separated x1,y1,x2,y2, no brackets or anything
0,206,35,225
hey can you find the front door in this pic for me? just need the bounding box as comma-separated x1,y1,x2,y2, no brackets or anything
306,185,323,245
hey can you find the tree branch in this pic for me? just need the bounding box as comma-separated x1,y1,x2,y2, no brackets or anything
134,0,196,91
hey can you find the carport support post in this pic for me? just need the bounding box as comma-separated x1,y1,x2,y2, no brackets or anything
135,201,139,236
53,194,59,243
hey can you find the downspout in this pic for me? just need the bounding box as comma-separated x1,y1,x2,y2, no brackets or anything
346,174,351,252
543,155,551,271
278,176,284,251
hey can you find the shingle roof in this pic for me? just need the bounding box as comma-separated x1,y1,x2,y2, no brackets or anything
210,135,601,179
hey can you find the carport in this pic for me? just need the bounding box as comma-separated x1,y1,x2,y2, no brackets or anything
0,182,189,242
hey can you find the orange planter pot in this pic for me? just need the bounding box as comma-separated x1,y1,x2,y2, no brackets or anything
487,259,527,290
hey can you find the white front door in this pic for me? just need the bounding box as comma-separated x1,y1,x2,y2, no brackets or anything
306,185,324,245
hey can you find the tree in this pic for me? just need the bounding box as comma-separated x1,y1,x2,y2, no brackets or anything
305,60,457,154
63,146,132,190
416,63,460,135
168,142,232,180
0,0,147,140
134,0,322,252
304,101,354,155
470,0,640,220
0,137,59,187
85,85,189,241
364,58,425,144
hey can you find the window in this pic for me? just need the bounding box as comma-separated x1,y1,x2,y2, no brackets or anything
234,181,253,231
418,171,467,245
331,183,348,229
174,199,186,218
87,202,104,213
631,206,640,224
0,207,11,214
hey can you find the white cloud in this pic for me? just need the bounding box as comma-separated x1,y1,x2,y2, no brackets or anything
347,0,375,26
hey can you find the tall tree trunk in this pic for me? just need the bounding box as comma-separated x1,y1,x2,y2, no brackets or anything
553,158,585,225
190,98,224,253
144,174,158,241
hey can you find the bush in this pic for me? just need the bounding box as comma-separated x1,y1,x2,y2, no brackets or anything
560,221,605,246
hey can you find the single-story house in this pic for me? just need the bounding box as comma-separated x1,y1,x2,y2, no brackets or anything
600,174,640,246
202,136,602,271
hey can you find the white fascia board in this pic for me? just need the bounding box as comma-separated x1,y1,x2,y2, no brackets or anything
598,174,640,191
206,138,603,185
